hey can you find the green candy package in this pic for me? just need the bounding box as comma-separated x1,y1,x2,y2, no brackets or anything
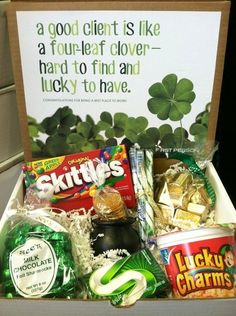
80,248,170,306
0,210,77,299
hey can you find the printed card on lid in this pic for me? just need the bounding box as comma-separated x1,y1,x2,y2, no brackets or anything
7,1,230,160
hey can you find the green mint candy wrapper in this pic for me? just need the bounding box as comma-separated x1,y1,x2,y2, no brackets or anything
0,215,77,299
80,248,170,306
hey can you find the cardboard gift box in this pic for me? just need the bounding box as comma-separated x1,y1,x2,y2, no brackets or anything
0,162,235,316
1,0,236,315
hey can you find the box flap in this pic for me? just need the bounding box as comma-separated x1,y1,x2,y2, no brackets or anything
10,0,230,2
7,1,230,160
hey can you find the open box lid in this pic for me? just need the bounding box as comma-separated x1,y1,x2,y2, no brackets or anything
7,0,230,161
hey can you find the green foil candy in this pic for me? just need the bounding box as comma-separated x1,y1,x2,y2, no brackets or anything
1,216,77,299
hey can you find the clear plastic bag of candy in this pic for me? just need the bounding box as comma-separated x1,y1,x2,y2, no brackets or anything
80,159,128,221
153,151,216,231
0,209,78,299
93,185,128,221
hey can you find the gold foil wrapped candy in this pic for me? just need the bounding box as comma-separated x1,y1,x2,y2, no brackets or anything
173,208,201,229
93,185,127,221
154,167,212,229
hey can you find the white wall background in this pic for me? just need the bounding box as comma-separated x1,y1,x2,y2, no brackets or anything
0,163,21,216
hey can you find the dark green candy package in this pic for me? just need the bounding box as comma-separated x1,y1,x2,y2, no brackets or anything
0,212,77,299
80,248,170,306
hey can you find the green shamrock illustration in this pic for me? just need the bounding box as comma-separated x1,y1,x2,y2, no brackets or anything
147,74,196,121
189,103,210,142
28,74,210,157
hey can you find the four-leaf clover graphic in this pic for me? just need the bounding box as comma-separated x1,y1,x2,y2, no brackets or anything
147,74,196,121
